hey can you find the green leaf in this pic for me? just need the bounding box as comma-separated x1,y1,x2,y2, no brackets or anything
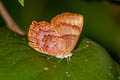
0,26,119,80
18,0,24,7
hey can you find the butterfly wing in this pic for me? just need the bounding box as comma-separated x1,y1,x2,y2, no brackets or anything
51,13,84,57
28,21,66,56
28,13,84,58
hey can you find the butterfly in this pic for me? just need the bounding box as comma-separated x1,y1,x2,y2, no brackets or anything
28,13,83,59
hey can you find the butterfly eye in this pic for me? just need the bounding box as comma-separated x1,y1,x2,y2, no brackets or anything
28,13,84,59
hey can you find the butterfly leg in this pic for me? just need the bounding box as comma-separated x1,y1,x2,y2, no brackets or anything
58,58,64,63
66,56,71,64
57,52,65,63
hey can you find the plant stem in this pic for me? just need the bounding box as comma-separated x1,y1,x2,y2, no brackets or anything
0,1,25,35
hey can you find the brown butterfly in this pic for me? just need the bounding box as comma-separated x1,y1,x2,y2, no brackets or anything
28,13,83,59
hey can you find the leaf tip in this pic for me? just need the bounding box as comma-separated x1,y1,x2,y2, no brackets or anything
18,0,24,7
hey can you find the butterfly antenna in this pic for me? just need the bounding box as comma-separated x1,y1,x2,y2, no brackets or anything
47,56,54,60
72,45,89,52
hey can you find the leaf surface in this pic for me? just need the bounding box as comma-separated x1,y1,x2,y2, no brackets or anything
0,26,119,80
